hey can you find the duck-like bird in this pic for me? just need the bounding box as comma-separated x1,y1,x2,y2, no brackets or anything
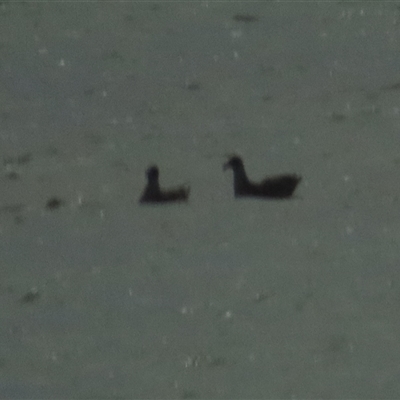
223,155,301,199
139,165,190,204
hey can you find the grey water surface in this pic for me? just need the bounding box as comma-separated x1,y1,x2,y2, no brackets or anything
1,1,400,398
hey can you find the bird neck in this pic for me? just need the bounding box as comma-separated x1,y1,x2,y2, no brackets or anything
233,166,250,191
148,177,161,191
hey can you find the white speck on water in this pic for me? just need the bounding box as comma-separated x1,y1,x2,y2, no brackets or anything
184,355,200,368
58,59,65,67
38,47,48,55
233,51,239,60
91,266,101,274
128,288,133,296
224,310,233,319
343,9,354,20
344,175,351,182
65,30,81,39
181,306,194,315
102,91,107,97
346,226,354,235
231,29,242,39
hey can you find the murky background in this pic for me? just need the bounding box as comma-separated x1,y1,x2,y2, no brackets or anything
1,2,400,398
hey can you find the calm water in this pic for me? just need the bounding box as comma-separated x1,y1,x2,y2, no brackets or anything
1,2,400,398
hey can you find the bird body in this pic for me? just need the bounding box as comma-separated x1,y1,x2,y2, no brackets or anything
224,156,301,199
139,166,190,204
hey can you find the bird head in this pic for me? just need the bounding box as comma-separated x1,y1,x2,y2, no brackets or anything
146,165,159,181
223,155,244,171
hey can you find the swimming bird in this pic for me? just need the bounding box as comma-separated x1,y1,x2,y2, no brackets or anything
223,155,301,199
139,165,190,204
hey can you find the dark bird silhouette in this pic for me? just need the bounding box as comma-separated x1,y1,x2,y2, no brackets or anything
223,155,301,199
139,165,190,204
